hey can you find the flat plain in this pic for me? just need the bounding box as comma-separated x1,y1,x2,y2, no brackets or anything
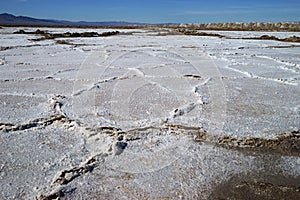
0,26,299,199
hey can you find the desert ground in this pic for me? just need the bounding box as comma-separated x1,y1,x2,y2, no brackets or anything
0,26,299,199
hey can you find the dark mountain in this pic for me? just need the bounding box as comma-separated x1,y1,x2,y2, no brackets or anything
0,13,140,26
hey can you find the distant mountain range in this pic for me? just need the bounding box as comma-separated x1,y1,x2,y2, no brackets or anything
0,13,141,26
1,13,299,31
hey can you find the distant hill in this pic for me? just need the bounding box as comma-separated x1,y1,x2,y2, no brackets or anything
1,13,299,31
0,13,140,27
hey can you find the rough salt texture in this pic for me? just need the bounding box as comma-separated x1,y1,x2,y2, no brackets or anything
0,27,299,199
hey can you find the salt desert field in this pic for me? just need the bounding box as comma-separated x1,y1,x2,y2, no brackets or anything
0,27,299,199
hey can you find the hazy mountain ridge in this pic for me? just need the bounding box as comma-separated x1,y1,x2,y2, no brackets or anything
0,13,299,31
0,13,137,26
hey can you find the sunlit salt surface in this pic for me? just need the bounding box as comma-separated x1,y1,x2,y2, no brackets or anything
0,27,299,199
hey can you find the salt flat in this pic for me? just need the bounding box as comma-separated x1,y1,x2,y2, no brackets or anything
0,27,299,199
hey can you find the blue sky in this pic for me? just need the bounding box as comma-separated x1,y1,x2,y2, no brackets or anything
1,0,300,23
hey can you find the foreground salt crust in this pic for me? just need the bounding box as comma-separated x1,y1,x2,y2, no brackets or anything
0,27,299,199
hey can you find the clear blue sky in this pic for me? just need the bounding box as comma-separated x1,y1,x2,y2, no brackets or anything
1,0,299,23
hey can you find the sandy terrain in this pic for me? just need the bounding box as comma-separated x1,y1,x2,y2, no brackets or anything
0,27,299,199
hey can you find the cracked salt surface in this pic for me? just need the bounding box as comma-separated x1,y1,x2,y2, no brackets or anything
0,27,299,199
